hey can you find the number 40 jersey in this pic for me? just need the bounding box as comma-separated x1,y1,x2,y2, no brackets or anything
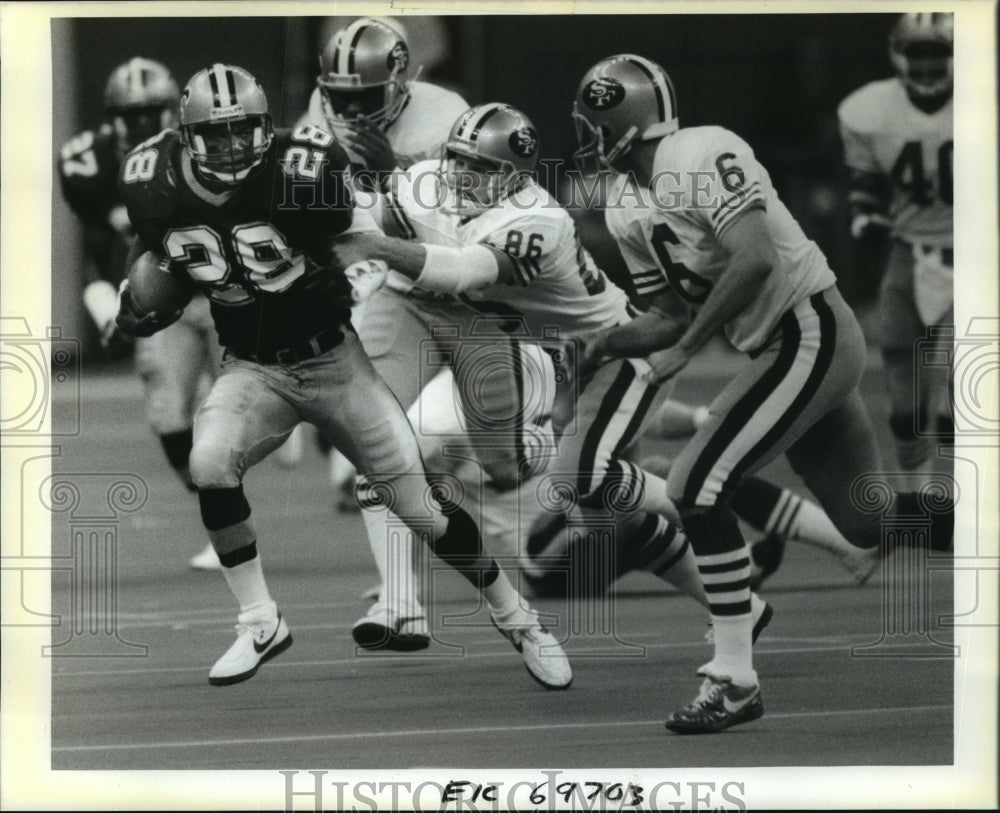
605,125,836,354
838,77,953,249
118,126,356,355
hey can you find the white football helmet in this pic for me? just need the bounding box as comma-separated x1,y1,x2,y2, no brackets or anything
104,57,180,151
572,54,678,172
180,64,273,185
316,17,414,139
890,12,954,100
441,103,539,216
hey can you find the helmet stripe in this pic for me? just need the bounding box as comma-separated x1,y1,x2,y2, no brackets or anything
468,104,503,143
346,23,370,74
224,68,238,106
624,56,667,121
207,67,222,108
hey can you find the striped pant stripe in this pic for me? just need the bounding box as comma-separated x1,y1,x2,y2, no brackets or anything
682,292,836,509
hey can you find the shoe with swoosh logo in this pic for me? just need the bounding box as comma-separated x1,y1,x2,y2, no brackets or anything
490,609,573,690
209,603,292,686
664,673,763,734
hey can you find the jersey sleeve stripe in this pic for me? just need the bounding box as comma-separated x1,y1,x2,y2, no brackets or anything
634,278,670,295
710,182,763,223
516,256,539,284
713,198,767,238
711,189,765,228
386,192,417,240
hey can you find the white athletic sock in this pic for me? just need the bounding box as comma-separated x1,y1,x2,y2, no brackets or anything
220,555,272,614
483,569,526,623
706,614,757,687
362,507,420,610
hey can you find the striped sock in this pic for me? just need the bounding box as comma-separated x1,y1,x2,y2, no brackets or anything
683,506,755,685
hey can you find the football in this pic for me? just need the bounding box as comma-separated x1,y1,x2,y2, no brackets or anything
127,250,193,316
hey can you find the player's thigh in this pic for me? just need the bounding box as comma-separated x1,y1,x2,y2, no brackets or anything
555,357,665,500
134,318,209,432
879,242,924,354
357,288,436,408
190,357,300,487
304,332,425,480
184,294,224,381
667,288,866,509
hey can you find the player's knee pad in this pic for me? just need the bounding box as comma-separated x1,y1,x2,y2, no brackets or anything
429,505,498,588
198,486,252,532
188,439,243,489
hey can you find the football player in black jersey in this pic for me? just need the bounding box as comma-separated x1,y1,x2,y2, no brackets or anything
115,63,572,690
58,57,224,570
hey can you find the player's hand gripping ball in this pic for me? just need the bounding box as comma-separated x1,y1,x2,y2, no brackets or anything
115,251,192,338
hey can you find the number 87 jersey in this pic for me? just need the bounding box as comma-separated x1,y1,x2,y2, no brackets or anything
604,125,836,353
118,125,356,355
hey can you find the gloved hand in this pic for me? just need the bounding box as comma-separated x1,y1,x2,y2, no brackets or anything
344,259,389,303
114,280,182,338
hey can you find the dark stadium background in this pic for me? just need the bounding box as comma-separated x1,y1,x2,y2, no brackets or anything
52,14,896,358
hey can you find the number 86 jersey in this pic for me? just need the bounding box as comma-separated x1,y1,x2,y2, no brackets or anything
118,126,356,355
605,125,836,354
391,160,632,337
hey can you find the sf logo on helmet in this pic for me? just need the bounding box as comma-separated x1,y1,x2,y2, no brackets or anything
583,78,625,110
509,127,538,158
387,42,409,72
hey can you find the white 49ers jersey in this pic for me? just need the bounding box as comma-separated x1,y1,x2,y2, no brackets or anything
605,126,836,353
391,160,631,337
298,80,469,169
838,78,953,248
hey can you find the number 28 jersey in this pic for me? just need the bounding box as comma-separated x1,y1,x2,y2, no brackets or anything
390,160,631,337
838,78,953,248
118,126,356,355
605,125,836,353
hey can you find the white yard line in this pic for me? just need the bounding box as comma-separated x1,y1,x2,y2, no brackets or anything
51,704,950,753
51,636,952,679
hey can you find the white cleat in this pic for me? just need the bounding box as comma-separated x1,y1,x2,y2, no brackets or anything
352,601,430,651
274,424,305,469
209,603,292,686
491,609,573,690
189,543,222,571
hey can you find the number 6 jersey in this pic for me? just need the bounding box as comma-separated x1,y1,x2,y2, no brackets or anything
118,126,356,354
604,125,836,353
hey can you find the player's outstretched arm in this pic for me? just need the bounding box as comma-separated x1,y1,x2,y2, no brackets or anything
330,232,514,293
